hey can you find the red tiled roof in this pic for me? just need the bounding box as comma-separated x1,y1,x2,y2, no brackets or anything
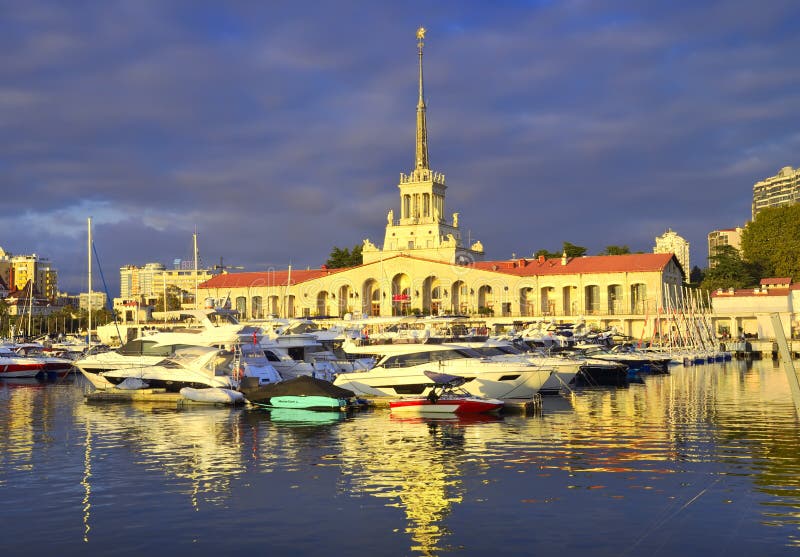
199,268,348,289
199,253,678,288
471,253,677,276
760,277,791,285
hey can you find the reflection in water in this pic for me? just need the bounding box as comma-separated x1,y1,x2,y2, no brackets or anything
337,413,506,555
2,361,800,555
74,401,249,511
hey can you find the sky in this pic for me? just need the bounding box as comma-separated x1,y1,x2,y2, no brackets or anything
2,0,799,296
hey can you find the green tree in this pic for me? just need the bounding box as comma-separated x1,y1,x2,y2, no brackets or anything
534,242,588,260
155,291,182,312
599,245,631,255
562,241,587,258
534,248,561,260
0,298,9,338
741,204,800,280
325,244,363,268
700,244,759,291
689,265,705,285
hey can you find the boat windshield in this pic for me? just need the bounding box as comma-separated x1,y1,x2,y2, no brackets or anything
381,347,480,368
117,340,179,357
475,347,507,357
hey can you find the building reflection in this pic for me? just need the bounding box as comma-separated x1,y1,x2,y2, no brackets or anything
336,413,505,556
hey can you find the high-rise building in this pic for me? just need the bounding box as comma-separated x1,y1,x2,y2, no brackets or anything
752,166,800,218
707,227,743,267
79,291,107,311
653,229,690,275
118,262,215,305
0,247,58,299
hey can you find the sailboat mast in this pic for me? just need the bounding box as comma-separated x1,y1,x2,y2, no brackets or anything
87,217,92,346
193,232,198,310
27,280,33,338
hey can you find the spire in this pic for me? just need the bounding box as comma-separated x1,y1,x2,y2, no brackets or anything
415,26,429,170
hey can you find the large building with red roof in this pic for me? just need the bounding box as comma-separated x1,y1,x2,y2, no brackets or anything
198,30,686,337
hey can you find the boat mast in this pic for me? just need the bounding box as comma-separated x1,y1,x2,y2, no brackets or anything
26,279,33,338
87,217,92,346
193,231,198,310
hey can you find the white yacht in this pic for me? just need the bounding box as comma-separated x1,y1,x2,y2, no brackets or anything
459,340,581,394
75,309,271,390
98,347,245,392
333,341,554,400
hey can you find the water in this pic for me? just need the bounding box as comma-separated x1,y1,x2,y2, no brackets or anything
2,360,800,556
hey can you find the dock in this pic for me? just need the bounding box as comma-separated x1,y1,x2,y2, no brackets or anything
86,388,543,415
726,339,800,360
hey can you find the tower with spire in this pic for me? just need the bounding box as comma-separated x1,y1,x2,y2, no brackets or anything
362,27,484,265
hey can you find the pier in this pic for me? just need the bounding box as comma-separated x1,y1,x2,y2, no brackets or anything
725,339,800,360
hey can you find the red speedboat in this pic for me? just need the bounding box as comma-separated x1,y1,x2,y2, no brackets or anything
389,371,504,414
0,355,46,378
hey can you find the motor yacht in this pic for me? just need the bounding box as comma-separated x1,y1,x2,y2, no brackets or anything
75,309,257,389
333,340,554,400
97,346,279,392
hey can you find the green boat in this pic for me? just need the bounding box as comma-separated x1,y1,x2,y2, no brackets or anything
267,395,350,410
240,375,357,412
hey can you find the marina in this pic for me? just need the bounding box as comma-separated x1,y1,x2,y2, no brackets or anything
2,359,800,556
2,4,800,557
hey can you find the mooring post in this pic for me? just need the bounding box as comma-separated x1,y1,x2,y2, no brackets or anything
770,314,800,418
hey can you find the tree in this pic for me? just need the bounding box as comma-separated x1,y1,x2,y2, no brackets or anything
700,244,759,291
325,244,363,268
599,245,631,255
534,242,587,260
155,291,182,312
534,248,561,260
689,265,705,285
741,204,800,280
562,241,587,258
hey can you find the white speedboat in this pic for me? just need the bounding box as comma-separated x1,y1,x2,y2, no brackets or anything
333,341,554,400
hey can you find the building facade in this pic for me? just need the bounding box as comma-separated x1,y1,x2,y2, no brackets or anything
707,227,743,267
79,291,108,312
710,278,800,340
197,28,686,339
119,262,214,305
752,165,800,219
0,247,58,300
653,228,689,275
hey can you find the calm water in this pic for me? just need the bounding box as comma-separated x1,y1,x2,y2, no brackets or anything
2,360,800,556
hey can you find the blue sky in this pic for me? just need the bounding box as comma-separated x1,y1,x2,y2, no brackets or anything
2,1,799,295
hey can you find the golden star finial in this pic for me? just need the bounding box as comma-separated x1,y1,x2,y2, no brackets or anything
416,26,426,40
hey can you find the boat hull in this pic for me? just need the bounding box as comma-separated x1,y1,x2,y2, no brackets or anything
266,395,350,410
0,363,46,378
390,397,503,414
334,363,551,400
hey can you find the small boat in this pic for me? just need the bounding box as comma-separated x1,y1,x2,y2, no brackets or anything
179,387,244,405
240,375,357,411
389,371,504,415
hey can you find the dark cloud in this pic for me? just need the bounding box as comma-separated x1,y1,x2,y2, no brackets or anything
1,0,798,293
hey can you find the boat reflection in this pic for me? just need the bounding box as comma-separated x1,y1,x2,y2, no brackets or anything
266,407,347,426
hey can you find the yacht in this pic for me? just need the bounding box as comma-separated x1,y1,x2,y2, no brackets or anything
75,309,270,390
459,340,581,395
333,341,554,400
98,346,241,391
